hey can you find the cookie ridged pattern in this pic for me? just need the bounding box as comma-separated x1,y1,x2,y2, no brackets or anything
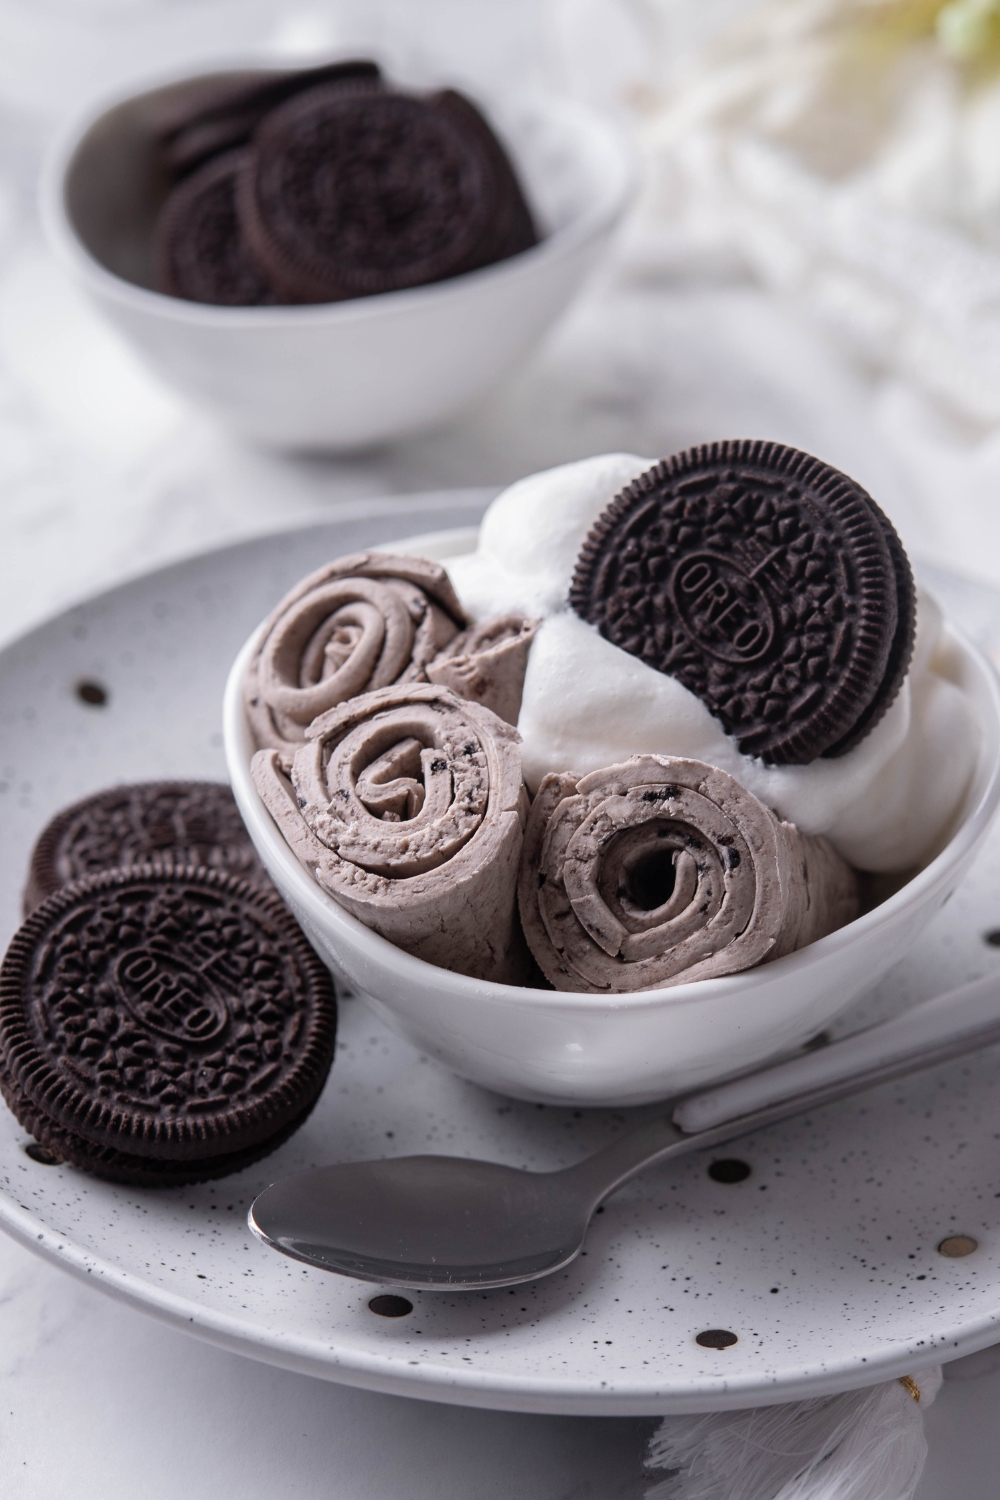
238,86,518,303
22,780,268,915
569,440,913,766
0,866,337,1166
158,59,383,176
154,148,282,306
10,1089,317,1187
822,486,917,756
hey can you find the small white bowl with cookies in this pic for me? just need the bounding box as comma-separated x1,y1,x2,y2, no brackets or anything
40,57,635,452
224,447,1000,1106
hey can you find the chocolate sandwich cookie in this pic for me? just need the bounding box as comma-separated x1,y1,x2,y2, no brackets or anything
0,866,337,1183
238,83,530,302
23,781,267,915
429,90,538,263
10,1088,315,1187
569,441,915,766
157,59,383,176
822,486,916,757
152,149,282,305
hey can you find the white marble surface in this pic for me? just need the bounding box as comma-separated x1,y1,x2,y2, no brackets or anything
5,2,1000,1495
0,1234,657,1500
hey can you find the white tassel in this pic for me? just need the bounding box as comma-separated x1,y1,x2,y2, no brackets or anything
644,1368,942,1500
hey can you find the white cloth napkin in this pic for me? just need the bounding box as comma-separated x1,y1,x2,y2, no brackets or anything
630,0,1000,424
560,0,1000,594
644,1367,942,1500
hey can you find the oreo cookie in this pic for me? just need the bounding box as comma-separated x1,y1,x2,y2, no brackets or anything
9,1089,314,1187
569,441,916,766
430,90,538,263
157,59,383,176
152,149,283,306
822,487,916,757
23,781,267,915
0,866,337,1184
238,84,535,302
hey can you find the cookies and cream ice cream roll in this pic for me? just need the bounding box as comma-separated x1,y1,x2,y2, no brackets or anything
518,755,859,993
426,612,540,726
244,552,465,756
252,683,530,983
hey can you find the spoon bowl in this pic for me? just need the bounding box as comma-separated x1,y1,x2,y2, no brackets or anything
250,1155,591,1288
249,973,1000,1291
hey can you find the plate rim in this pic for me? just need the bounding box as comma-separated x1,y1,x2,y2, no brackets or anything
0,486,498,658
1,1180,996,1416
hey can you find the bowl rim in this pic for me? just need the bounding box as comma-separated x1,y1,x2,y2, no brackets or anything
39,57,638,328
224,606,1000,1015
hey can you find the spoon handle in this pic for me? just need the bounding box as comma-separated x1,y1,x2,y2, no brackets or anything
675,971,1000,1133
563,973,1000,1205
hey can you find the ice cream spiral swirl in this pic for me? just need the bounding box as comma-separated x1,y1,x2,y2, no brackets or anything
518,755,858,993
252,683,529,982
244,552,465,755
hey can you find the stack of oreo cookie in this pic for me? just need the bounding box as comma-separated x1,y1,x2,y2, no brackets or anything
0,783,337,1185
152,61,538,307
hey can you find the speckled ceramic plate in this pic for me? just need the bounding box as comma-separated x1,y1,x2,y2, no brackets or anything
3,494,1000,1416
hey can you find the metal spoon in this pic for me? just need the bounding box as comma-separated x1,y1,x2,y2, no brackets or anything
249,973,1000,1291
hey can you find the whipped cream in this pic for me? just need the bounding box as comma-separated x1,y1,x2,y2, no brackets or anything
446,454,979,873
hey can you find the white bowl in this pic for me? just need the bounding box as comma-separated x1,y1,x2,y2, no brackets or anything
39,63,635,452
224,596,1000,1108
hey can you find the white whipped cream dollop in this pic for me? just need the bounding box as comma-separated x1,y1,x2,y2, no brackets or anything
446,454,979,874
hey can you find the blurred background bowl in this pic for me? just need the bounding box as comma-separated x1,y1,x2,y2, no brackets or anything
39,62,636,453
